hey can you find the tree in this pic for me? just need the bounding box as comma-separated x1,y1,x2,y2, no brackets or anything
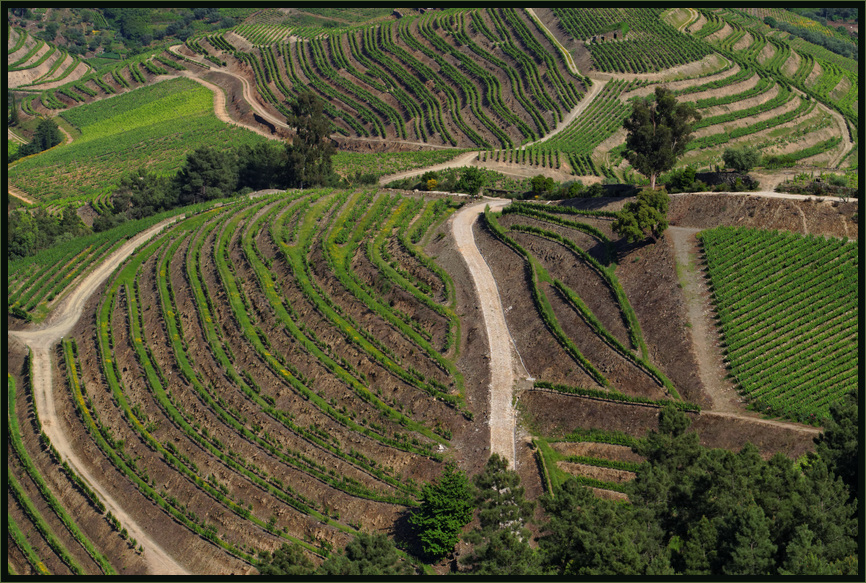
256,542,314,576
723,146,761,173
813,389,858,499
317,532,414,576
461,454,542,575
10,94,20,126
454,166,487,196
237,142,287,191
623,86,701,190
175,146,238,204
285,91,336,188
612,187,670,243
531,174,555,195
409,462,473,560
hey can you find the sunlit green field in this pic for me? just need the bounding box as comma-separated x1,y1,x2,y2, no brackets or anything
7,77,269,209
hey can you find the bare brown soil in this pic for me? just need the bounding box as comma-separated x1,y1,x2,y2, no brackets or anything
522,391,816,460
782,49,801,77
551,441,643,464
556,461,636,483
472,217,599,389
732,32,753,52
668,193,858,239
615,232,706,406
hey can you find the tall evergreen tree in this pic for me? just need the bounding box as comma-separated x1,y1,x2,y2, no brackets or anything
722,503,777,575
10,93,20,126
285,91,336,189
814,389,858,500
462,454,543,575
623,86,700,190
409,462,473,561
175,146,238,204
317,532,414,576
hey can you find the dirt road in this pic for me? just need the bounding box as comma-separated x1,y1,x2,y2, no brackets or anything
8,216,189,575
378,151,478,185
525,8,579,75
8,127,27,144
671,190,858,203
452,198,518,467
667,226,742,414
8,185,37,205
170,46,291,133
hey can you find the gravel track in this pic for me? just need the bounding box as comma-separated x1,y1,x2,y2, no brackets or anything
451,198,518,467
8,217,189,575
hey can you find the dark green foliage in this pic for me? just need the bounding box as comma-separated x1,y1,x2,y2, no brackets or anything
237,142,288,191
454,166,487,195
722,146,761,173
10,94,20,126
111,168,177,220
461,454,543,575
175,146,239,204
612,188,670,242
409,462,473,560
582,183,605,198
666,166,696,192
531,174,556,194
285,91,336,189
764,15,857,60
317,532,414,576
256,542,314,576
10,118,63,162
538,405,859,576
7,206,89,260
813,389,858,499
623,87,700,190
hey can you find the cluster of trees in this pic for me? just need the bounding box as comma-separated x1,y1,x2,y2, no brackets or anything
8,118,64,163
764,16,858,59
540,396,859,576
530,175,607,199
7,206,89,260
256,392,858,576
7,93,336,261
9,8,237,56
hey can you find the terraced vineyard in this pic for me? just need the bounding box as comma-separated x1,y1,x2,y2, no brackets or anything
7,210,188,321
6,6,859,577
699,227,858,423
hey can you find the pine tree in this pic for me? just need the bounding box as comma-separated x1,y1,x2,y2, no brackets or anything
723,503,777,575
461,454,542,575
409,462,473,560
285,91,335,189
10,93,20,126
317,532,414,576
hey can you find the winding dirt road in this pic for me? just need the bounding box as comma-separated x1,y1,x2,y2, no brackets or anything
170,46,292,133
378,151,478,185
8,185,37,205
8,127,27,144
451,198,519,467
8,217,189,576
